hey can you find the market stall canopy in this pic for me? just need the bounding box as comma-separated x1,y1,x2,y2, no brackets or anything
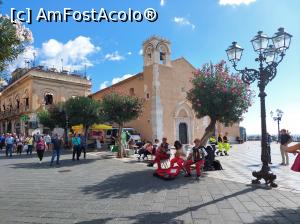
91,124,112,130
71,124,112,132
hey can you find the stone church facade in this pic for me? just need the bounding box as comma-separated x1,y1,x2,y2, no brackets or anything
92,36,240,144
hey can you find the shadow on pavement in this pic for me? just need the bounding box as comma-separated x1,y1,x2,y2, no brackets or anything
248,207,300,223
8,158,97,169
124,159,150,164
0,153,36,160
246,164,261,167
78,186,260,224
81,169,202,199
0,150,73,160
246,163,282,169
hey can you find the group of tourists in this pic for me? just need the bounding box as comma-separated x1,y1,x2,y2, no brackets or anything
0,132,62,164
208,132,230,156
134,137,218,178
0,133,37,157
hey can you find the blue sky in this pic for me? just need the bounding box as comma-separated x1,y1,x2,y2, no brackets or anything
1,0,300,135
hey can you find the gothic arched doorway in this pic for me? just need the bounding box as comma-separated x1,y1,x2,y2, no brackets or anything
179,123,188,144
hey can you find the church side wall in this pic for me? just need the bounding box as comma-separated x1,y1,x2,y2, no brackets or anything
91,73,153,142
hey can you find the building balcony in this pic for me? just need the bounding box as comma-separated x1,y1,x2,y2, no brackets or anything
0,105,30,120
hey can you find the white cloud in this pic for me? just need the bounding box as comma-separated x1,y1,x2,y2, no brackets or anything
100,81,109,90
98,74,135,90
174,17,196,30
139,49,143,55
104,51,125,61
7,45,38,72
219,0,256,6
127,51,132,55
40,36,99,71
160,0,166,6
112,74,134,84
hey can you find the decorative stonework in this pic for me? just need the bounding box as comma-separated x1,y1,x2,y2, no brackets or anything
173,102,195,145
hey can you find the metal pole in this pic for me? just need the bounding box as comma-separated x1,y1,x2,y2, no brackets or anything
252,55,276,187
277,119,280,143
258,57,268,169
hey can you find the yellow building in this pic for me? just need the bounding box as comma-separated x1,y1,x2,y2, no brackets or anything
0,67,91,135
92,36,240,144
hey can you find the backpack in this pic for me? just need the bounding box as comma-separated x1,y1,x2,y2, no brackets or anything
213,160,223,170
37,140,45,151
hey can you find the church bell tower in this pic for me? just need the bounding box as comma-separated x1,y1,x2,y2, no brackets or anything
143,36,171,67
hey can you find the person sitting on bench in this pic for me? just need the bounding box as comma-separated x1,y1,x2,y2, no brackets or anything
170,140,186,170
185,139,207,178
138,141,153,160
147,137,170,169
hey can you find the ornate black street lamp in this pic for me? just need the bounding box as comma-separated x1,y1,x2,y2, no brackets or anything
270,109,283,142
226,28,292,188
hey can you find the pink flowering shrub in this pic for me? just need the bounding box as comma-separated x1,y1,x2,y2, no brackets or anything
187,60,254,144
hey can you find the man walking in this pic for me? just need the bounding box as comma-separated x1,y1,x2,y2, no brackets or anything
5,134,14,157
72,134,81,161
50,134,63,166
280,129,292,166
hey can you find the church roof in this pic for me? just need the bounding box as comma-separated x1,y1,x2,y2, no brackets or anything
92,57,196,97
91,72,143,96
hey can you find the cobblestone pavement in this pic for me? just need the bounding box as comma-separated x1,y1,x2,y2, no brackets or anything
206,141,300,193
0,145,299,224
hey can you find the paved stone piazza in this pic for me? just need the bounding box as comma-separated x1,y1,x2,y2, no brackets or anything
0,142,299,224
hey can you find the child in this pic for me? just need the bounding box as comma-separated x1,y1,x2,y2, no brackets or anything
170,141,186,170
185,139,207,178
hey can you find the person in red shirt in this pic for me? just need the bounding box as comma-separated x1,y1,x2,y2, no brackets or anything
170,141,186,170
185,139,207,178
147,137,170,169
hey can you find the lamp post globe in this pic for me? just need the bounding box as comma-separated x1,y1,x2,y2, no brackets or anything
251,31,269,53
272,27,292,52
271,109,284,142
226,42,244,65
226,28,292,188
264,45,277,65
